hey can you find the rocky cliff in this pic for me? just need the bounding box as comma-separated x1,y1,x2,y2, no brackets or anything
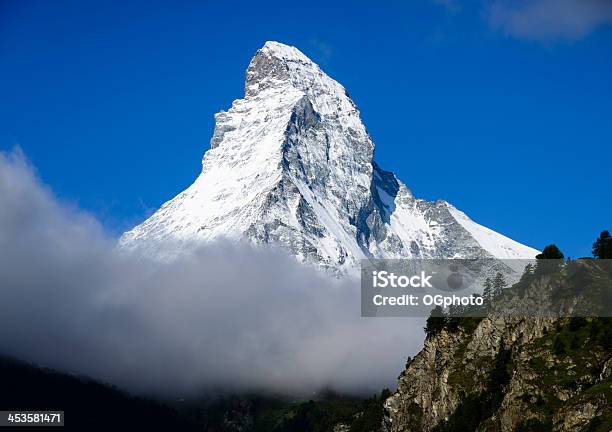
384,260,612,432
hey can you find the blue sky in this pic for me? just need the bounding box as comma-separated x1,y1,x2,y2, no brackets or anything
1,0,611,258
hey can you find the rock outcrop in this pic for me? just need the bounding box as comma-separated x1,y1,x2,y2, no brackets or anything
384,260,612,432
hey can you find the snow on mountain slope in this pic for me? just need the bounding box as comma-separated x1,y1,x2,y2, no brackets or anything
446,204,539,259
120,41,539,269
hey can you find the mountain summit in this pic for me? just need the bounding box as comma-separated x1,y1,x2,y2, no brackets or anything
120,41,538,269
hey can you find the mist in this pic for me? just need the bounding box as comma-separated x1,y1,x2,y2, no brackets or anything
0,148,424,397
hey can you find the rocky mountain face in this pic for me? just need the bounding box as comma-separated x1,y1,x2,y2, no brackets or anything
384,260,612,432
120,41,538,269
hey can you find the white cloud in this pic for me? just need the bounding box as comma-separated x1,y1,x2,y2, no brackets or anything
0,148,424,397
487,0,612,42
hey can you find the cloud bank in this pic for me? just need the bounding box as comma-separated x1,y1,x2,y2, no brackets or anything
0,148,423,397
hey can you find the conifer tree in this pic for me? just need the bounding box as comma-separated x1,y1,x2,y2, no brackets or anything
535,244,564,274
536,244,564,260
483,277,494,307
520,263,534,281
492,272,507,299
593,230,612,259
424,306,446,338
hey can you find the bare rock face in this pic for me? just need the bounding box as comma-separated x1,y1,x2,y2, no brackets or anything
384,261,612,432
119,41,538,269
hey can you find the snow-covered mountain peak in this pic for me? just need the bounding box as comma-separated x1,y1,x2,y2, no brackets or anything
260,41,314,64
121,41,539,270
244,41,317,97
246,41,321,90
244,42,362,123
